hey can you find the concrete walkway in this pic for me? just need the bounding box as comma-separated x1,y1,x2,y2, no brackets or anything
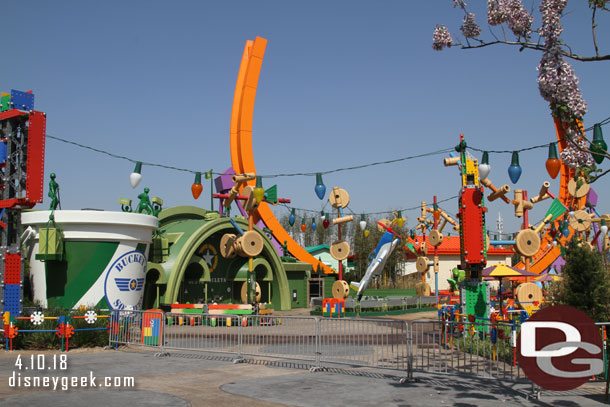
0,347,608,407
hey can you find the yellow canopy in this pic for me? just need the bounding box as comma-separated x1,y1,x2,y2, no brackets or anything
482,264,538,278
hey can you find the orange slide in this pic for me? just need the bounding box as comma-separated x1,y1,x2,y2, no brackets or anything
229,37,335,274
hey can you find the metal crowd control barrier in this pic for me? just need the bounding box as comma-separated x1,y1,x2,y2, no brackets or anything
109,310,164,349
411,320,523,381
318,317,409,370
239,315,318,362
162,313,251,356
109,310,610,399
116,312,411,372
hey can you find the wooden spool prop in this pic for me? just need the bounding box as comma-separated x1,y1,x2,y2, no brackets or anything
242,186,260,213
567,178,590,199
416,254,436,294
429,229,443,247
515,229,541,258
329,187,350,209
569,210,592,232
223,181,265,305
416,256,430,273
241,281,262,304
330,240,350,261
328,186,353,296
515,282,543,309
220,233,238,258
332,280,350,299
219,231,264,258
235,231,264,257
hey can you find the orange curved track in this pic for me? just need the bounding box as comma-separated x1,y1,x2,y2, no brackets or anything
515,117,587,273
229,37,334,274
229,38,583,276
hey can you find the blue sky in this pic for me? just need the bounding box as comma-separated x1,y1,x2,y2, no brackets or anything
3,1,609,234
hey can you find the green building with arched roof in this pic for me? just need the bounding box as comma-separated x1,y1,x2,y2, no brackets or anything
143,206,313,311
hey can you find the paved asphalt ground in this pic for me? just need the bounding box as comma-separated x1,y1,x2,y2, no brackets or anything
0,347,608,407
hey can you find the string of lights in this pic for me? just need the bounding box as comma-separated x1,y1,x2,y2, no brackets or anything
46,134,457,177
259,148,454,177
278,195,459,218
467,140,561,154
47,118,609,219
46,135,197,174
47,115,609,179
468,115,610,154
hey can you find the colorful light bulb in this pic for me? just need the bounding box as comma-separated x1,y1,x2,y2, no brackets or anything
591,123,607,164
300,218,307,232
311,218,317,231
253,176,265,203
478,151,490,180
396,210,404,228
507,151,522,184
191,172,203,199
549,223,557,239
130,161,142,188
562,220,570,237
289,208,296,226
359,214,366,230
314,173,326,200
364,229,370,238
545,142,561,179
601,219,608,236
323,213,330,229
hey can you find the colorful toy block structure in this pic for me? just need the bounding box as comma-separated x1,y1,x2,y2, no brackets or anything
444,135,490,323
322,298,345,318
170,303,205,326
0,89,46,317
142,309,163,346
208,303,253,315
208,304,253,327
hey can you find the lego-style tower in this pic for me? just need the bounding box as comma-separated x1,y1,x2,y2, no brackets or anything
444,134,490,322
454,135,488,278
0,90,46,316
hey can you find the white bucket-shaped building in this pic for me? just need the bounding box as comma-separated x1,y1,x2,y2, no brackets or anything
22,211,158,310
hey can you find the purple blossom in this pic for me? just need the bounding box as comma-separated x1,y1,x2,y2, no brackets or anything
487,0,533,37
461,13,482,38
504,0,533,37
433,25,453,51
488,0,507,25
539,0,567,40
560,136,594,168
537,0,587,121
537,51,587,120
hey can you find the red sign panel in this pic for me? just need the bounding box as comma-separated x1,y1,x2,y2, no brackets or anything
25,111,46,203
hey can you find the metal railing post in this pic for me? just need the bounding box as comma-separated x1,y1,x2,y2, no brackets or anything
315,317,321,369
407,321,413,380
238,315,243,359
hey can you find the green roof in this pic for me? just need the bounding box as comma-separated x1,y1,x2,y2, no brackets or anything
304,244,330,254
